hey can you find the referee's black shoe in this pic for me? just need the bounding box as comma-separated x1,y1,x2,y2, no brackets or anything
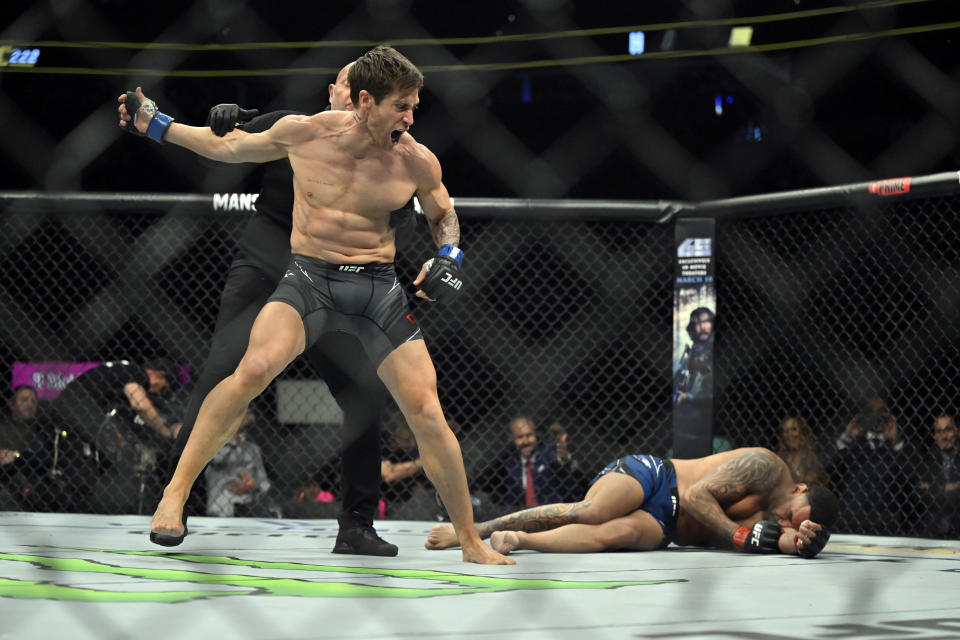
332,524,398,557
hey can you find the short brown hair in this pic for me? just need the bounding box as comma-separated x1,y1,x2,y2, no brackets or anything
349,46,423,105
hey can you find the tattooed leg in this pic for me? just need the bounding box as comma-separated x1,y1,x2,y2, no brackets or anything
425,502,586,550
425,471,646,551
477,472,650,539
474,502,587,538
491,510,665,555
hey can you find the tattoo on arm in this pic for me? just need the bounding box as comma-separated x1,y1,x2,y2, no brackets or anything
474,501,587,539
686,450,781,545
431,209,460,248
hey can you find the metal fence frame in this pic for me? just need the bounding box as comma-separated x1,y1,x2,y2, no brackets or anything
1,168,957,535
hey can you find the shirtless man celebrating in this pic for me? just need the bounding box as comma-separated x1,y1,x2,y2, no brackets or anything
118,46,511,565
426,447,837,558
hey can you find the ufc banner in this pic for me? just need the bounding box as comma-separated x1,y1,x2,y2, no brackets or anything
672,218,716,459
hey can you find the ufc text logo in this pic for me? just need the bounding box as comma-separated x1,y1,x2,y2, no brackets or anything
338,265,364,273
441,273,462,290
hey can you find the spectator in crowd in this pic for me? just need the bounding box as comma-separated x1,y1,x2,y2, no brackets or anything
915,414,960,538
52,360,181,444
1,382,100,512
545,420,590,492
546,421,567,443
1,385,41,452
775,416,830,487
205,407,273,517
545,421,579,468
284,472,340,519
385,417,494,522
379,416,427,516
141,358,186,433
829,400,912,535
0,385,43,509
491,416,580,510
52,360,182,514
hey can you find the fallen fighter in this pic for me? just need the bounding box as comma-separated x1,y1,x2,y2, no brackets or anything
426,447,837,557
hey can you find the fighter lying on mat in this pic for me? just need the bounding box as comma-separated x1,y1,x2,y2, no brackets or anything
426,447,838,557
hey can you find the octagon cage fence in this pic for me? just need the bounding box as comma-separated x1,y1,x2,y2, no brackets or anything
0,172,957,539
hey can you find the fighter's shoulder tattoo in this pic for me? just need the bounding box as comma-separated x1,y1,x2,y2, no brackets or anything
701,449,782,502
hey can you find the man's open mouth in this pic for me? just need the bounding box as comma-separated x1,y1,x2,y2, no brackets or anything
391,129,405,145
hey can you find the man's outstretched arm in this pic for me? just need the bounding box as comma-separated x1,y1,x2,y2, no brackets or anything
117,86,301,163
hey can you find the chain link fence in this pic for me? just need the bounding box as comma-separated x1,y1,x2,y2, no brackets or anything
2,1,960,539
1,180,958,538
3,2,960,202
714,187,960,537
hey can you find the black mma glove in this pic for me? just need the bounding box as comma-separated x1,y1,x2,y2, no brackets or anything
732,520,782,553
206,103,260,137
418,245,464,304
123,90,174,143
795,526,830,558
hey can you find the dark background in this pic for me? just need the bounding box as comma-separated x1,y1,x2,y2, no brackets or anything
0,1,958,534
2,0,960,200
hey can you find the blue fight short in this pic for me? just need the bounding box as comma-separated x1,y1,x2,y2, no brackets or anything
591,454,679,544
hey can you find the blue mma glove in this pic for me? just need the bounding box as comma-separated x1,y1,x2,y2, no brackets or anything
124,91,174,143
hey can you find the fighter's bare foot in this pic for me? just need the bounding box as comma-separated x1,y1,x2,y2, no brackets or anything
425,524,460,550
462,541,515,565
150,494,187,546
490,531,520,555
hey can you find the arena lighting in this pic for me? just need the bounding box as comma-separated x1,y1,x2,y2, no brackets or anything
729,25,754,47
714,95,733,116
628,31,645,55
661,29,676,51
0,45,41,66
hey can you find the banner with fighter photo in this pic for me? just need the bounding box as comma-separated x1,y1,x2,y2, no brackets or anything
672,218,716,459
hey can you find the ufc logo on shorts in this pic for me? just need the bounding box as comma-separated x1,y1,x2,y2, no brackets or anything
441,273,462,290
339,265,364,273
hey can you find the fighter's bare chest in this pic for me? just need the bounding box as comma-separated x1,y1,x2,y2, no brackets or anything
291,152,415,212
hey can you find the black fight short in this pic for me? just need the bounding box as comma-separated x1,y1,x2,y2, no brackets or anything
267,254,423,366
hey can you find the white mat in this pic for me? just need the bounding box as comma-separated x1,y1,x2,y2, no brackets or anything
1,512,958,640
